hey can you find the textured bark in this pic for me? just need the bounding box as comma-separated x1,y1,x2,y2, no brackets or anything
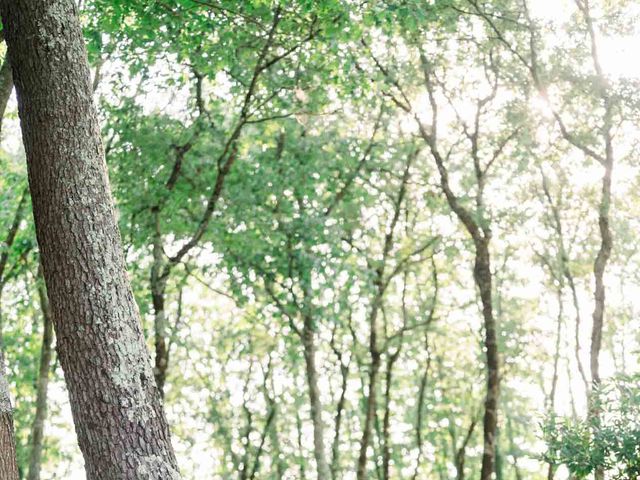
26,270,54,480
302,315,331,480
0,1,180,478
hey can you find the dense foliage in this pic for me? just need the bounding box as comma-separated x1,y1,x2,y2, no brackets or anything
1,0,640,478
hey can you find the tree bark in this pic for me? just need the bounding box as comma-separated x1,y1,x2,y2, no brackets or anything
26,268,54,480
0,1,180,478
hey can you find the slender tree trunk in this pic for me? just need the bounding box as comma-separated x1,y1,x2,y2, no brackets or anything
589,157,612,480
0,48,13,135
494,427,504,480
27,269,54,480
0,348,19,480
150,219,170,395
0,1,180,478
356,152,412,480
545,286,563,480
453,417,477,480
295,410,307,480
302,315,331,480
474,238,499,480
0,190,28,480
265,387,286,479
506,417,523,480
420,69,501,478
583,5,614,479
382,349,401,480
356,306,382,480
330,353,348,480
411,353,431,480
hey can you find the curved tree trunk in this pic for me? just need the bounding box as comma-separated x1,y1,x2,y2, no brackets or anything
0,1,180,478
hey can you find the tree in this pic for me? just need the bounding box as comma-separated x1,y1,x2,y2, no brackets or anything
26,266,54,480
0,0,179,478
0,195,24,480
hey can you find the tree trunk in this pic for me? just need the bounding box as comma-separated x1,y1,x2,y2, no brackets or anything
589,157,612,480
356,153,411,480
26,269,54,480
330,353,348,480
0,48,13,135
0,348,19,480
0,185,28,480
150,207,170,395
0,1,180,478
302,315,330,480
356,346,381,480
382,349,401,480
151,264,169,394
475,238,499,480
454,417,477,480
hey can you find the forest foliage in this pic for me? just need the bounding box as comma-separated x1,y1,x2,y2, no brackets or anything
1,0,640,479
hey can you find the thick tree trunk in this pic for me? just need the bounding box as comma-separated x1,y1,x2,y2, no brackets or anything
26,270,54,480
474,238,499,480
0,1,180,478
302,315,331,480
